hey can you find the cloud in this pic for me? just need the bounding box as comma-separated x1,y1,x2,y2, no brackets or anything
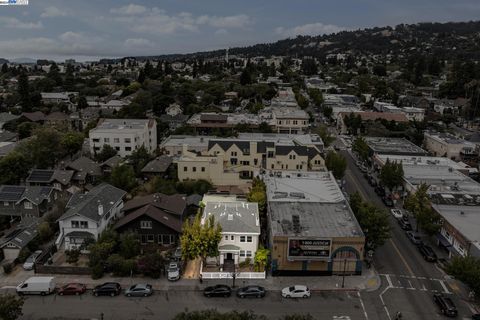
214,29,228,36
0,17,43,29
41,6,67,18
124,38,155,48
196,14,252,28
275,22,345,38
110,4,147,15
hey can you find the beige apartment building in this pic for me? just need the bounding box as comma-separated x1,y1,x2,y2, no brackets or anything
175,134,325,186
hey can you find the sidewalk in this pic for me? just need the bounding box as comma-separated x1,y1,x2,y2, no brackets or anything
0,264,381,293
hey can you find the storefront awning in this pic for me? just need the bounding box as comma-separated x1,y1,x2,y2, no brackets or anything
218,244,240,252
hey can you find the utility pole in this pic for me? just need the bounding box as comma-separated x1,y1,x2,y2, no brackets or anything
341,258,347,288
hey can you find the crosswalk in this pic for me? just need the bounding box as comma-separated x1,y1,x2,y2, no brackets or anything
380,274,452,294
332,316,351,320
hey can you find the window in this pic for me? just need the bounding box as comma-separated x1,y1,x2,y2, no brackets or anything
230,158,238,165
247,236,252,242
239,250,245,257
161,234,173,245
293,120,298,125
24,202,32,209
240,161,250,165
231,235,234,241
3,202,9,206
125,147,132,151
271,164,274,169
80,221,88,229
201,167,205,172
278,120,282,125
114,138,120,143
192,167,196,172
246,251,252,257
184,167,188,172
141,235,147,244
225,235,229,240
140,221,152,229
71,221,79,228
289,154,296,160
240,236,246,242
231,151,237,156
115,147,120,151
254,159,258,166
267,151,274,158
147,234,154,243
92,138,100,143
104,138,110,143
124,138,131,143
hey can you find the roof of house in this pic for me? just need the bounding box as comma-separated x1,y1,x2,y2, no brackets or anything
26,169,74,185
339,111,409,122
123,193,186,216
141,156,173,174
0,217,40,250
46,112,69,121
114,205,182,233
67,157,102,178
60,183,126,222
21,111,46,122
202,201,260,234
101,155,123,169
186,194,202,207
0,131,18,142
275,145,308,156
0,185,53,205
0,142,16,157
0,113,20,123
208,140,250,153
200,114,228,122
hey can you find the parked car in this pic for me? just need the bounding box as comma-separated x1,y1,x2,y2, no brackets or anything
472,314,480,320
16,277,55,296
172,246,182,261
398,217,412,230
58,283,86,296
93,282,121,297
418,245,438,262
406,231,423,245
390,209,403,219
382,196,394,207
23,250,43,270
167,262,180,281
203,285,231,298
281,285,311,298
125,284,153,297
433,293,458,317
375,186,386,197
236,285,266,298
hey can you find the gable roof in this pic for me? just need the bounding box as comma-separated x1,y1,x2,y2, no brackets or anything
0,217,39,250
46,112,69,121
0,113,20,124
203,201,260,234
0,185,52,205
67,157,102,178
275,145,308,156
114,205,182,233
21,111,46,122
27,169,74,185
208,140,250,153
123,193,186,216
59,183,126,222
141,156,173,174
101,155,123,169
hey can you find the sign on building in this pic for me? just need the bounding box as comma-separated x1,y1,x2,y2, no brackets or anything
287,238,332,260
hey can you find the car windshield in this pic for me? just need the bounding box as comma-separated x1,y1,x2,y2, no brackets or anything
288,286,295,291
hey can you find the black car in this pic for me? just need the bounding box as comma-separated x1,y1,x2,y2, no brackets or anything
382,196,394,207
418,245,438,262
93,282,121,297
433,293,458,317
203,285,231,298
398,217,412,230
236,285,266,298
375,186,386,197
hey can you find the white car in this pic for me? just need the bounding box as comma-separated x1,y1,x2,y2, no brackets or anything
281,285,310,298
390,209,403,220
23,250,43,271
167,262,180,281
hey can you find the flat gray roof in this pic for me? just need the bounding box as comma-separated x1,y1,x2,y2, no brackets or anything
269,202,363,238
365,137,428,155
203,201,260,234
432,204,480,244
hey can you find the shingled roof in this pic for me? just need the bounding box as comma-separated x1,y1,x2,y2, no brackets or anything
123,193,186,216
114,205,182,233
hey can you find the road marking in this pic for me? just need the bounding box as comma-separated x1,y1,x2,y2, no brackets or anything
0,286,16,289
436,280,452,294
379,287,392,320
333,316,351,320
389,239,415,277
406,280,415,290
356,291,369,320
420,284,428,291
385,274,393,288
345,170,369,200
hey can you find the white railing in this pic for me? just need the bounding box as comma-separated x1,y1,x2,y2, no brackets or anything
201,271,266,279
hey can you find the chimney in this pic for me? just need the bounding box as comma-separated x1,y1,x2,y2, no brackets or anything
98,204,104,216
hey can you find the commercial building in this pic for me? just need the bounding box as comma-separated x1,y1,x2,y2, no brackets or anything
269,107,310,134
337,112,409,134
160,135,215,156
89,118,157,157
176,134,325,186
264,171,365,276
364,137,428,156
424,131,478,161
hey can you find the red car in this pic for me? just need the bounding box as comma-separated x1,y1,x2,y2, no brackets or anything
58,283,87,296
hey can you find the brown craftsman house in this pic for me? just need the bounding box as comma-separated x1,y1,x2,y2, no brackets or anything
114,193,186,249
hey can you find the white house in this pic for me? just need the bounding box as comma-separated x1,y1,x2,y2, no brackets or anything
55,184,126,250
166,103,183,117
400,107,425,122
202,195,260,268
89,118,157,157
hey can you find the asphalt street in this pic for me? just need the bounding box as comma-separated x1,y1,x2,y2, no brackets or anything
337,139,475,320
16,290,368,320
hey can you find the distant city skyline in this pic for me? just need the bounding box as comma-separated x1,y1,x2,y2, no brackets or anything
1,0,480,61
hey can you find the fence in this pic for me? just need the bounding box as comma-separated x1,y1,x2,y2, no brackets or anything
35,264,91,275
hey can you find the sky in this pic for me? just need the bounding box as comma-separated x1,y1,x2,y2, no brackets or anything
1,0,480,61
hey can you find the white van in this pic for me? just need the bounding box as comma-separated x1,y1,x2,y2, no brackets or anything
16,277,56,296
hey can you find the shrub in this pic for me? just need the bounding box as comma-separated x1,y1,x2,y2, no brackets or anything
239,258,252,268
91,264,104,279
16,248,31,264
65,249,80,264
3,263,13,274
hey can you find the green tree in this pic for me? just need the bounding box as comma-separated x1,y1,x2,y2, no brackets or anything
109,165,137,192
61,131,84,158
325,151,347,179
173,310,268,320
352,137,369,162
0,294,24,320
308,88,323,107
128,146,152,175
17,72,31,111
240,69,252,85
137,252,165,278
37,221,53,243
77,96,88,109
119,232,140,259
47,62,62,86
379,159,404,192
95,144,117,163
295,92,309,109
322,106,333,119
313,125,334,147
254,247,269,272
445,256,480,296
0,152,31,184
180,214,222,261
247,178,267,215
17,122,38,139
404,183,441,235
65,249,80,264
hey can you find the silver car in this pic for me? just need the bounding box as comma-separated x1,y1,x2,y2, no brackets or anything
167,262,180,281
281,285,310,298
125,284,153,297
22,250,43,271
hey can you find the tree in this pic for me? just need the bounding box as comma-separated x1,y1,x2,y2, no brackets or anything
313,125,334,147
95,144,117,163
128,146,152,175
65,249,80,264
64,64,75,90
77,96,88,109
0,152,31,185
247,178,266,215
322,106,333,119
352,137,369,162
379,159,404,192
47,62,62,86
17,72,31,111
109,165,137,192
445,256,480,297
119,232,140,259
173,310,268,320
17,122,38,139
0,294,24,320
372,64,387,77
240,69,252,85
308,88,323,107
1,63,8,74
61,132,84,158
325,151,347,179
137,252,165,278
254,247,269,272
37,221,53,243
404,183,441,235
180,213,222,261
295,92,309,109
